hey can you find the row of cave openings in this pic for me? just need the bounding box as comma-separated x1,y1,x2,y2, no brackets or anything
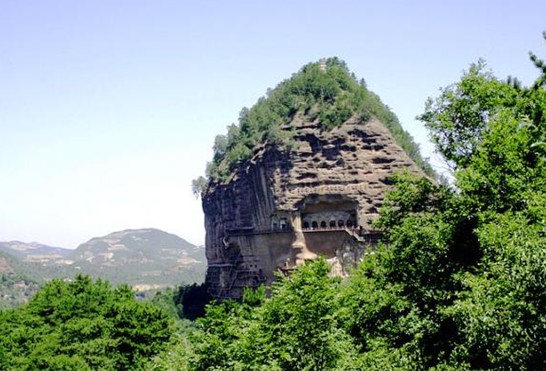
302,219,355,230
301,209,357,231
270,216,355,231
271,195,359,232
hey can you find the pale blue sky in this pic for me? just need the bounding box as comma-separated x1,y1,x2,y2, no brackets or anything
1,0,545,248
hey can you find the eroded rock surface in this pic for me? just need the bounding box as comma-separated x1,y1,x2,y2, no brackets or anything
203,117,423,299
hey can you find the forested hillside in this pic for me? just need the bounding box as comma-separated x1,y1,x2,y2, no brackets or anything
67,229,206,289
0,252,41,309
0,229,206,309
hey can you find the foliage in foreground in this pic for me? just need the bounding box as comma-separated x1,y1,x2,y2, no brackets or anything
0,275,173,370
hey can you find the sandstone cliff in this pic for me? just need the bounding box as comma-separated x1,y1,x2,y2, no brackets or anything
203,116,424,298
199,58,429,299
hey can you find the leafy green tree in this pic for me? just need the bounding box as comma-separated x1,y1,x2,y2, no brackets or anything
419,60,522,170
530,31,546,89
212,134,228,162
337,172,473,369
0,275,173,370
338,34,546,369
242,260,357,371
189,298,254,370
189,260,357,370
147,333,194,371
174,282,212,320
441,64,546,368
446,209,546,369
192,176,208,197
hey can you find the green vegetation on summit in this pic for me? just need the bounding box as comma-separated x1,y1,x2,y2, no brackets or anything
193,57,433,192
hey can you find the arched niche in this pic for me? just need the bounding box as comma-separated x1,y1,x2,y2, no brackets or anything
298,194,359,230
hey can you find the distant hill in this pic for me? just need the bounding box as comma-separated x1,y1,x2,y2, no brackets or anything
0,241,72,265
0,229,206,305
69,228,206,290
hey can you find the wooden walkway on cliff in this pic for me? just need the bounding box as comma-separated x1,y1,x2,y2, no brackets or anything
226,225,382,244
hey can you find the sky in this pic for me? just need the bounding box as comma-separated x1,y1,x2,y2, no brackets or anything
1,0,545,248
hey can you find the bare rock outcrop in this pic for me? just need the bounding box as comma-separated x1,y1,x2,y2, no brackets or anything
203,116,424,299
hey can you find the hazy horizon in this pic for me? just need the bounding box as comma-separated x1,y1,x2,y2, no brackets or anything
0,227,201,249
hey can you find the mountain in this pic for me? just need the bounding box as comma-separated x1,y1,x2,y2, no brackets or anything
198,58,431,299
0,241,72,265
68,228,206,290
0,229,206,297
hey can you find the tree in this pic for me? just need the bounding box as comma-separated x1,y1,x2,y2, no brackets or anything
191,176,207,198
0,275,173,370
212,134,228,162
242,260,357,371
339,35,546,369
530,31,546,89
189,260,357,370
418,60,521,170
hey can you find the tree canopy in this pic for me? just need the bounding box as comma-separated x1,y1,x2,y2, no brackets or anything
198,57,434,186
0,275,173,370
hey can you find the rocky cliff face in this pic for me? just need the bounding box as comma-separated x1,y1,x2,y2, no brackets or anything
203,116,424,299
